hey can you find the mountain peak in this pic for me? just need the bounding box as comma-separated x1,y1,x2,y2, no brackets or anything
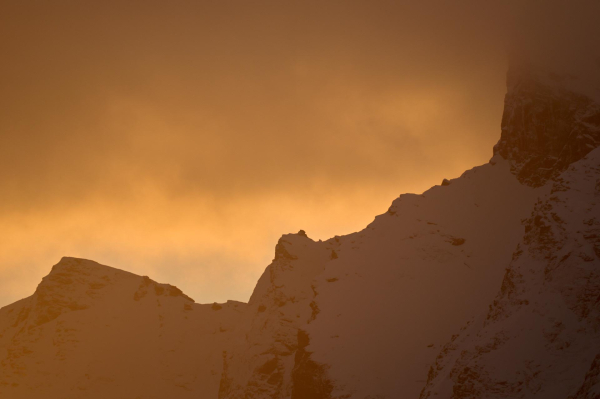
49,256,131,276
28,258,139,328
494,64,600,186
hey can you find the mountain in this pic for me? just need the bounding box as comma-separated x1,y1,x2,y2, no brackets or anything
494,64,600,186
418,66,600,399
216,65,600,398
0,257,245,398
419,146,600,399
217,154,542,399
1,64,598,399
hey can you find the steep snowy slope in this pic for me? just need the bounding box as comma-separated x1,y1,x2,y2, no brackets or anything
419,147,600,399
0,257,245,399
306,159,541,399
415,65,600,399
217,158,542,399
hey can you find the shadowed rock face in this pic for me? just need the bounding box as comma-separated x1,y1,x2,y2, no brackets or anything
290,330,333,399
571,354,600,399
494,66,600,187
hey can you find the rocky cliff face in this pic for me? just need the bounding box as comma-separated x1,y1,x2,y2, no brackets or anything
1,65,599,399
494,66,600,187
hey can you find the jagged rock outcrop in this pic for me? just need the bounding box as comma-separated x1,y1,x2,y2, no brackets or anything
494,66,600,186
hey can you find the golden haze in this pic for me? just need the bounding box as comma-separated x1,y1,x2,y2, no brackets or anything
2,1,595,306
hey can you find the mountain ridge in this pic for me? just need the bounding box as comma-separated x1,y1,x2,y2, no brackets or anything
1,65,599,398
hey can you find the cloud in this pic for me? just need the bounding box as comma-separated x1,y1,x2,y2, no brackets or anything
0,0,597,306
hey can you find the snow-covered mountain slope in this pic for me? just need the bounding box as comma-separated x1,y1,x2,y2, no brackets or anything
217,158,543,399
419,147,600,399
0,257,245,399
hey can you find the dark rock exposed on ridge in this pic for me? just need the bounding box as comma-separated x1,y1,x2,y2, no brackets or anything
494,66,600,186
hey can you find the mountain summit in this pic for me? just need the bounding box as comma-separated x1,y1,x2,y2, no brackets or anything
1,66,599,398
495,65,600,186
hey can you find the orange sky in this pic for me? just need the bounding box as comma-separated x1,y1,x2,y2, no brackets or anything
1,1,598,306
